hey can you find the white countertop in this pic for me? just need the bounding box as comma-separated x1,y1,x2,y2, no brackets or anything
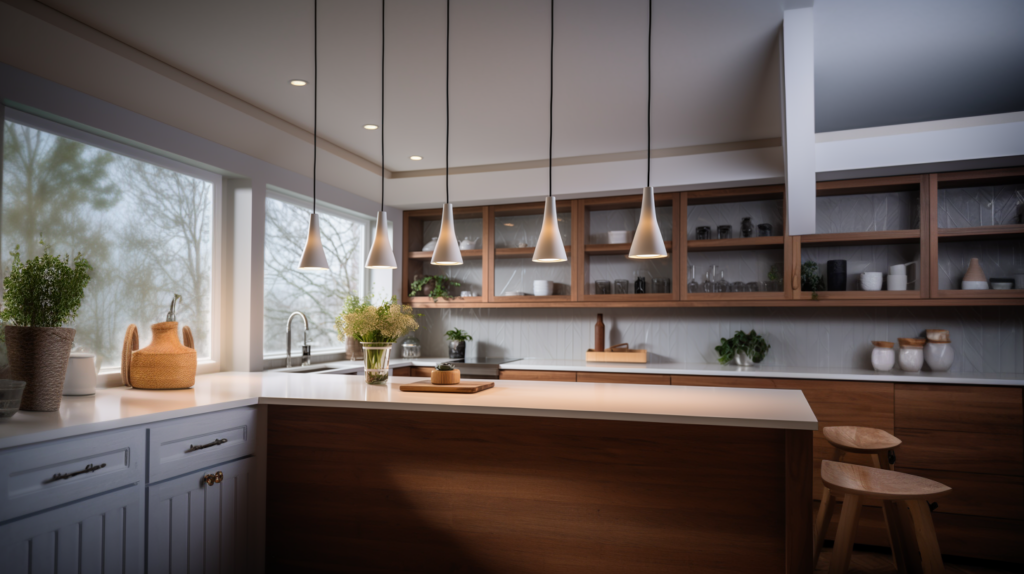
0,371,818,449
495,359,1024,387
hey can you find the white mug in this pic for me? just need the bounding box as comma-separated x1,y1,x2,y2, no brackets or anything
887,274,907,291
889,264,907,276
63,353,97,396
860,272,883,291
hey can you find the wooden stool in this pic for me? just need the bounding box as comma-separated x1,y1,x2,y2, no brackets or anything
813,426,910,570
822,460,951,574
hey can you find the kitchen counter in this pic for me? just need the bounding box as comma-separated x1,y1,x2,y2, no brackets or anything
497,358,1024,386
0,370,817,449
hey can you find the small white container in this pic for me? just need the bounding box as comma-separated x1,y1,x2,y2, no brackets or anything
924,342,954,372
897,339,925,373
860,272,883,291
887,275,907,291
63,352,97,396
871,342,896,372
533,280,554,297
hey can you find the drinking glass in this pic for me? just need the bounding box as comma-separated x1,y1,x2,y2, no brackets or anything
717,225,732,240
687,265,699,293
696,226,711,240
715,268,728,293
595,280,611,295
758,223,773,237
614,279,630,295
653,278,667,294
746,281,761,292
703,270,714,293
731,281,746,293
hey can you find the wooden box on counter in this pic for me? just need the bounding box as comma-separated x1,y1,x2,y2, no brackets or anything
585,348,648,363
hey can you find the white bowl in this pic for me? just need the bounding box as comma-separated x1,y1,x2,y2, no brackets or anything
962,281,989,290
860,272,883,291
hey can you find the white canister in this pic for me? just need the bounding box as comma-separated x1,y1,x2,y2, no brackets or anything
871,341,896,372
63,352,98,396
533,280,554,297
897,339,925,373
860,272,883,291
886,274,908,291
924,341,954,372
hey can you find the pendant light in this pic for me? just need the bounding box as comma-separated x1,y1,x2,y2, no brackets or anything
628,0,667,260
365,0,398,270
532,0,567,263
299,0,329,270
431,0,463,266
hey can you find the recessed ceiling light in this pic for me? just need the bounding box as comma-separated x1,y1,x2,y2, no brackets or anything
409,155,423,161
363,124,379,130
289,79,307,86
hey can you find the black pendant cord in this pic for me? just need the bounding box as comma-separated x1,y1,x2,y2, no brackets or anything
313,0,318,214
646,0,651,189
548,0,554,198
380,0,386,212
446,0,449,205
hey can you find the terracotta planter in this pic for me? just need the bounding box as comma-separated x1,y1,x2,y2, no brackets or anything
4,325,76,412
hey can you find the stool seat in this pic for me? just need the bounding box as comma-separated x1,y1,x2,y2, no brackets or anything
822,460,952,501
823,426,901,454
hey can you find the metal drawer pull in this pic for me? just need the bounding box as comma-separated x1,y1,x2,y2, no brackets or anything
49,463,107,482
203,471,224,487
186,438,228,453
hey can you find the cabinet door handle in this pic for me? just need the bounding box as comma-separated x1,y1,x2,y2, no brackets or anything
203,471,224,487
186,438,228,453
49,463,107,483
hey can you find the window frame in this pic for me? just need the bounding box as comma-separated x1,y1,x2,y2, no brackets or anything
263,187,375,360
2,108,224,382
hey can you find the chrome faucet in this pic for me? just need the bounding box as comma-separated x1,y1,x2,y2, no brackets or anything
286,312,311,368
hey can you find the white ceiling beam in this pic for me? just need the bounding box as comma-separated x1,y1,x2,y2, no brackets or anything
779,6,816,236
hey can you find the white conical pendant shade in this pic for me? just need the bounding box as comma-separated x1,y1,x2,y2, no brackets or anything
299,213,330,270
628,186,668,259
533,196,567,262
431,203,463,265
365,211,398,269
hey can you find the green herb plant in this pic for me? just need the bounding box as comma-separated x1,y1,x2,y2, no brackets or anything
1,244,92,330
801,261,826,300
715,330,771,365
409,275,461,302
767,264,781,283
445,328,473,342
435,362,455,371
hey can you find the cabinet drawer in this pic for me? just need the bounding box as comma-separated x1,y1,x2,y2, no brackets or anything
899,468,1024,520
575,372,670,385
0,483,145,573
895,383,1023,435
0,427,144,522
671,375,775,389
148,407,257,483
896,427,1023,476
499,370,577,382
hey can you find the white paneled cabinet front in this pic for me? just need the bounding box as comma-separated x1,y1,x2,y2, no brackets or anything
147,456,256,574
0,483,145,573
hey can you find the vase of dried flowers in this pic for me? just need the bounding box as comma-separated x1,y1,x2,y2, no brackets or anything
336,296,419,384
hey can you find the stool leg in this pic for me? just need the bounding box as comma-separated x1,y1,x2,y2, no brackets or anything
828,493,862,574
872,454,916,574
813,448,844,567
907,499,945,574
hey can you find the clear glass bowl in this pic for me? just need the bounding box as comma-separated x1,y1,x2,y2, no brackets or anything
0,380,27,417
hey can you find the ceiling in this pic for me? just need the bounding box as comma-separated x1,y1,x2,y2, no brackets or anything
29,0,1024,188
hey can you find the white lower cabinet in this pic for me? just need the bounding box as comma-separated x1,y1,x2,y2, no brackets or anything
146,456,257,574
0,483,145,573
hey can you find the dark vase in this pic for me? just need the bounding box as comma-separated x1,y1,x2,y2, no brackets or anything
634,276,646,294
741,217,754,238
448,340,466,359
827,260,847,291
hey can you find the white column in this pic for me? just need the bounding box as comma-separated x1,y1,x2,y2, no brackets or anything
780,6,817,236
226,178,266,372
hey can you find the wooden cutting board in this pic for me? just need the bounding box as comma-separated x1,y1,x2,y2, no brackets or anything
398,380,495,394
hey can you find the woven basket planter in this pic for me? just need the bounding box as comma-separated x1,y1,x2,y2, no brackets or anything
4,325,76,412
122,322,197,389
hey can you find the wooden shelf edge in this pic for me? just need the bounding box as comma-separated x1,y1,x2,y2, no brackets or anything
494,245,573,259
408,298,1024,309
937,225,1024,241
936,290,1024,299
409,249,483,260
584,241,673,255
798,290,922,300
687,236,783,252
799,230,921,247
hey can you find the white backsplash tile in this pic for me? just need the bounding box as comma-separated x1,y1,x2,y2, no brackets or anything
414,306,1024,374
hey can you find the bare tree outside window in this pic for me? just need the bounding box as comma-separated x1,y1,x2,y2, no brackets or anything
263,196,366,355
1,120,214,372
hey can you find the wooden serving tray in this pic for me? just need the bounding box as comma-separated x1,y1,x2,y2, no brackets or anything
586,349,648,363
398,380,495,394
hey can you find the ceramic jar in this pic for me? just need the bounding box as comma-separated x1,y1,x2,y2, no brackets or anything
924,341,954,372
870,341,896,372
897,338,926,372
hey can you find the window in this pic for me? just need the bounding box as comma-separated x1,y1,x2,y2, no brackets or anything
1,113,218,372
263,194,371,356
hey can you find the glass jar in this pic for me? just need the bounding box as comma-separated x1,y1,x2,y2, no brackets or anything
360,342,393,385
695,226,711,240
595,280,611,295
898,344,924,373
757,223,773,237
717,225,732,240
871,342,895,372
614,279,630,294
401,337,421,358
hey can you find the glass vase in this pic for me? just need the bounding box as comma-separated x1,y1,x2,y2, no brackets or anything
360,342,392,385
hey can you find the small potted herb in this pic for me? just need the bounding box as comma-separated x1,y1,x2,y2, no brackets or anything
430,362,461,385
1,245,92,411
715,330,770,366
801,261,826,300
445,328,472,359
409,275,461,302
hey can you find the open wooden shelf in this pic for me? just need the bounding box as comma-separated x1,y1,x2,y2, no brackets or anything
799,229,920,247
494,245,572,259
408,249,483,260
937,224,1024,242
493,294,572,303
687,236,783,252
583,241,672,255
798,290,921,301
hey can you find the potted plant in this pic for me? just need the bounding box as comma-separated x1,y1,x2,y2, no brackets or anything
409,275,461,302
1,245,92,411
335,295,371,360
715,330,770,367
445,328,472,359
801,261,826,300
336,296,419,384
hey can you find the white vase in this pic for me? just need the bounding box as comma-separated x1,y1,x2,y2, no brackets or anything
871,347,896,372
898,347,924,373
924,342,954,372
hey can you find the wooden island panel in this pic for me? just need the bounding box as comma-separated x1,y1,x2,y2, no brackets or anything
266,405,811,574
